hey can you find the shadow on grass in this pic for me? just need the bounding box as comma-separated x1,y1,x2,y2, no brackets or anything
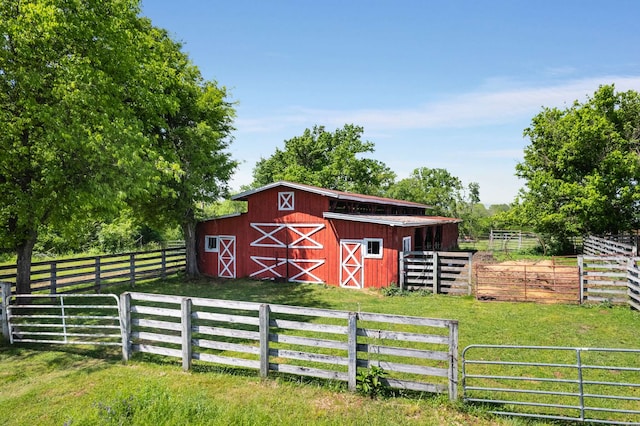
130,275,335,311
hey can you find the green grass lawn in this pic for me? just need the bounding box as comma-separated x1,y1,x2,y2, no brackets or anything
1,275,639,425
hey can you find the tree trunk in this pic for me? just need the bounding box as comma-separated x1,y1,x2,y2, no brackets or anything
182,221,199,278
16,230,37,295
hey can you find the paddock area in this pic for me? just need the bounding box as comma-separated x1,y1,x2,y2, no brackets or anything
475,259,580,303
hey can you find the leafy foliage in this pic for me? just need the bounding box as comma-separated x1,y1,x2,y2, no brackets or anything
252,124,396,195
356,365,389,398
0,1,236,287
386,167,481,237
515,85,640,252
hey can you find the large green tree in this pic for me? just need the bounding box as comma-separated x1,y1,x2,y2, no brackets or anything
132,29,237,277
0,1,183,292
386,167,481,236
252,124,396,195
516,85,640,251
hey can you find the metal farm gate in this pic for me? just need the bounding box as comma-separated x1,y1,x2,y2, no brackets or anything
462,345,640,425
2,289,122,347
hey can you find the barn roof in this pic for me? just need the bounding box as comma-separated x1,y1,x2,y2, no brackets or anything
232,181,430,209
323,212,462,227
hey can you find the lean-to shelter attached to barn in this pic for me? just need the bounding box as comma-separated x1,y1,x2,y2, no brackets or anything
196,181,461,289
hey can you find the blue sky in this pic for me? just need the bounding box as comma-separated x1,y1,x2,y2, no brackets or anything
140,0,640,205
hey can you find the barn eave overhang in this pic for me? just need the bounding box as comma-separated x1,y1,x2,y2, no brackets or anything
322,212,462,227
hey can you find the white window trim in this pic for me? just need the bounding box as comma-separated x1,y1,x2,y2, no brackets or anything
204,235,219,253
278,191,295,211
402,236,412,253
364,238,383,259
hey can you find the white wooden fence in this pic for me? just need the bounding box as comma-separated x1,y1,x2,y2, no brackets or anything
399,251,472,294
120,291,459,399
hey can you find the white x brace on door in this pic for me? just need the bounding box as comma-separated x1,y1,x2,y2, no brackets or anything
250,223,324,248
340,240,363,288
218,236,236,278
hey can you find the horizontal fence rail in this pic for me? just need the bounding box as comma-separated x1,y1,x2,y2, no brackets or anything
399,251,472,295
583,235,637,257
629,263,640,311
488,229,541,251
475,260,580,304
579,256,633,304
120,291,459,399
2,289,122,347
0,247,186,294
462,345,640,425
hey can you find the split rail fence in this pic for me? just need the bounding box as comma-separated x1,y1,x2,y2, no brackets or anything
399,251,472,295
0,247,186,294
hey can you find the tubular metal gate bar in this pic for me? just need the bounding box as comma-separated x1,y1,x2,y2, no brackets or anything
5,293,123,346
462,345,640,425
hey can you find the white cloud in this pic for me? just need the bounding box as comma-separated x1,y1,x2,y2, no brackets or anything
236,76,640,133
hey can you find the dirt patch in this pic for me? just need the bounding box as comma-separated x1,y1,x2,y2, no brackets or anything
475,259,580,304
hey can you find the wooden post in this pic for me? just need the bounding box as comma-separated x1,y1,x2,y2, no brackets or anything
578,256,584,303
448,320,459,401
161,249,167,279
50,262,57,295
0,282,11,342
433,251,440,294
467,252,473,295
347,312,358,392
181,298,192,371
259,304,270,378
119,292,132,361
129,253,136,287
95,257,101,293
398,251,405,291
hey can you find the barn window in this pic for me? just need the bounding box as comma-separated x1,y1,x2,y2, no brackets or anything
278,191,294,211
204,235,219,252
364,238,383,259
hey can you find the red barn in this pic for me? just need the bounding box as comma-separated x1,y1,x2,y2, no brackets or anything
196,181,461,289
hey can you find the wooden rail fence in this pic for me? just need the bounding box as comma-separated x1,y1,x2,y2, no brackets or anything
0,247,186,294
583,235,637,257
120,291,459,399
578,256,640,308
399,251,472,295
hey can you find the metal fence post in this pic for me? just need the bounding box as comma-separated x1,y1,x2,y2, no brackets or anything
0,282,11,342
259,304,270,378
181,298,192,371
347,312,358,392
119,292,132,361
576,348,585,421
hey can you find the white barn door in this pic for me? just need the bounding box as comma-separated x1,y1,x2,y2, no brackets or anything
218,236,236,278
340,240,363,289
